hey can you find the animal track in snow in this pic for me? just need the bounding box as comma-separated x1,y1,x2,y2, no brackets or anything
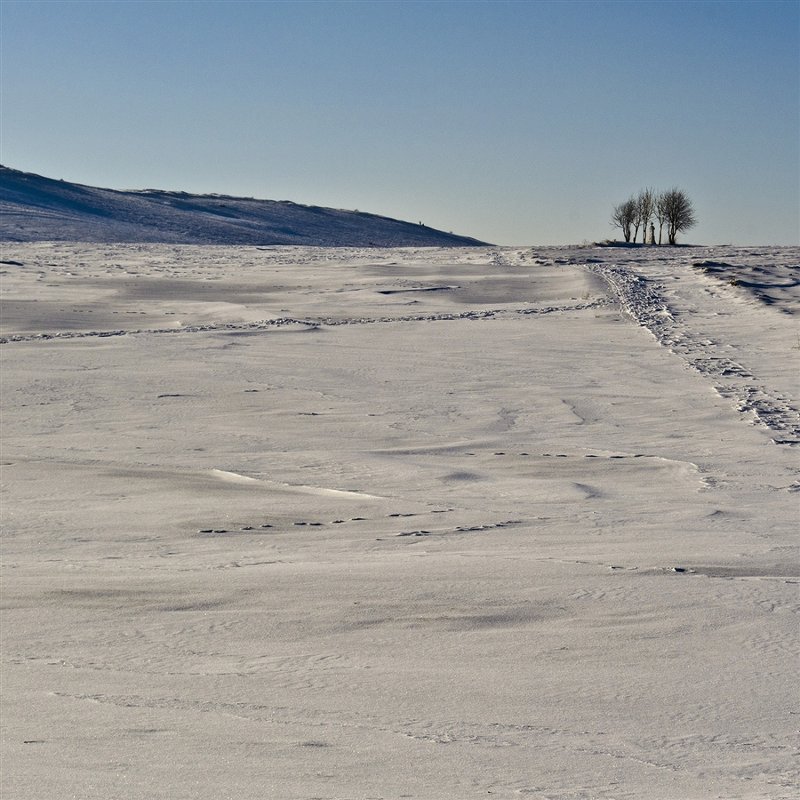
389,519,524,539
196,509,452,537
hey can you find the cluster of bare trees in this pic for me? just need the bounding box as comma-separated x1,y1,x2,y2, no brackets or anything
611,188,696,245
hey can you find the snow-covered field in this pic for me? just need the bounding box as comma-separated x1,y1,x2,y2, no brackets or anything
1,242,798,799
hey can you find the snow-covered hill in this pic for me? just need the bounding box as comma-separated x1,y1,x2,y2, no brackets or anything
0,166,488,247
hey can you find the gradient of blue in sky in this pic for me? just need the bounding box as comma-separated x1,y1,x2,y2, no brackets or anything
1,0,798,245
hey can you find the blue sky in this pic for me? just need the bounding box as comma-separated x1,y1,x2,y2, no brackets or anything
1,0,798,245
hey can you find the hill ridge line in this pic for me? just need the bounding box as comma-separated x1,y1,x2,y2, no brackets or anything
0,165,489,248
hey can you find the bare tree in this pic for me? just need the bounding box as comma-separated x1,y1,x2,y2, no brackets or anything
611,198,637,242
631,201,642,244
661,188,697,244
637,188,655,244
655,191,669,245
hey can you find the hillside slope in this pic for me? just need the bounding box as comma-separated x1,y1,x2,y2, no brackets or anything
0,166,488,247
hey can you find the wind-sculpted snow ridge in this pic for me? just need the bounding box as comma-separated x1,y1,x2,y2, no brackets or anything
0,299,607,344
589,261,800,443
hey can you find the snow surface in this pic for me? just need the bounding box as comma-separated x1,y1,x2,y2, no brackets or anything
0,166,488,248
1,242,798,799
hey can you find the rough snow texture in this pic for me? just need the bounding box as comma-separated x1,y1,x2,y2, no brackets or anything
1,242,798,799
0,166,488,247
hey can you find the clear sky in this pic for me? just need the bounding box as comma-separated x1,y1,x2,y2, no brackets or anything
1,0,798,245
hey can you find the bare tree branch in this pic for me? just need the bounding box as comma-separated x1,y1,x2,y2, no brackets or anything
661,188,697,245
611,198,636,242
637,188,655,244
